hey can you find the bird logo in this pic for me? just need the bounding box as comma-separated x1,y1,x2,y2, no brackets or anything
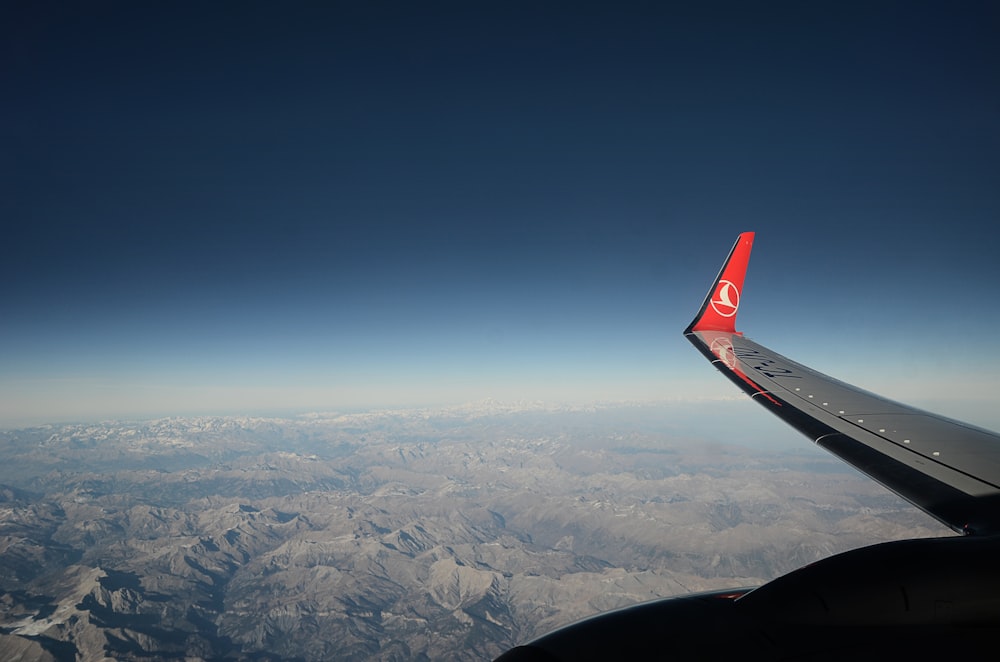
710,336,737,369
709,280,740,318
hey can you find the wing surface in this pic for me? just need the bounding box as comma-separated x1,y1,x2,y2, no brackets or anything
685,232,1000,535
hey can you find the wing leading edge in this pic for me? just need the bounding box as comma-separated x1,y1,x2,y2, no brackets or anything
685,232,1000,535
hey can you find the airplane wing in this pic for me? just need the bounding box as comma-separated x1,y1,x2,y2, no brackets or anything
496,232,1000,661
685,232,1000,535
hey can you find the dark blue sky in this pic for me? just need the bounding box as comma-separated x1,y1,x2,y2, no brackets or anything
3,2,999,426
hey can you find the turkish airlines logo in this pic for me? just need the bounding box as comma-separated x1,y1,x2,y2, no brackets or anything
709,280,740,317
709,337,737,369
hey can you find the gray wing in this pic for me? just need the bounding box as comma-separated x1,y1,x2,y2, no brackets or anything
686,233,1000,535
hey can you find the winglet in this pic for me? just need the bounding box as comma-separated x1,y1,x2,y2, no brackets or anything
685,232,755,334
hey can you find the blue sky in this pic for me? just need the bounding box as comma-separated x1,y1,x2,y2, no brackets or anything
3,2,1000,427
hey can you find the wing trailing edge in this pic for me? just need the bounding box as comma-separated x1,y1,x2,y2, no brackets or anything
685,233,1000,535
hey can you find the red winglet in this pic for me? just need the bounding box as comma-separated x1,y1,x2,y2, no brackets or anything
685,232,754,334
